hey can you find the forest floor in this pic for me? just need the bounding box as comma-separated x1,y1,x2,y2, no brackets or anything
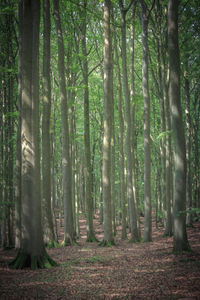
0,215,200,299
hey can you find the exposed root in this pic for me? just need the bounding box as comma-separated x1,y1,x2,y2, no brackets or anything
9,248,58,270
86,235,99,243
99,239,116,247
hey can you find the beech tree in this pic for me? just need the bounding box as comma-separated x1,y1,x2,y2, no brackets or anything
168,0,190,252
119,0,140,242
101,0,114,246
53,0,75,245
42,0,57,247
10,0,57,269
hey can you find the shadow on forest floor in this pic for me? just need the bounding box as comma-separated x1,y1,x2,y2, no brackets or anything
1,215,200,299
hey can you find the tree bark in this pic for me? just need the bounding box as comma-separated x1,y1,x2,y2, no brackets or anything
53,0,75,245
119,0,140,242
184,66,192,226
101,0,114,245
168,0,190,252
10,0,57,269
42,0,56,247
114,33,127,240
140,0,152,242
80,0,97,242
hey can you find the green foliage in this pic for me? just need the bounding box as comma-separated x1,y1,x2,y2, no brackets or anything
156,130,172,140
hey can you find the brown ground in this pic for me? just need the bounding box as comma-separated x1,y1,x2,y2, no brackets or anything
0,215,200,299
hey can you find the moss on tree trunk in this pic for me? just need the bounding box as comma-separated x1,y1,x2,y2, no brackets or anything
9,248,58,270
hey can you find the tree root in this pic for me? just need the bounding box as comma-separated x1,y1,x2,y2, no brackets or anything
99,239,116,247
9,248,58,270
86,235,99,243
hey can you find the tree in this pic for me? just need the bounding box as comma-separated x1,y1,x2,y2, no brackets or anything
42,0,57,247
80,0,97,242
140,0,153,242
10,0,57,269
53,0,75,245
113,31,127,240
119,0,140,242
168,0,190,252
101,0,115,246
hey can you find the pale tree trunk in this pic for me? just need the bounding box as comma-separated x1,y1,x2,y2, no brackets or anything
193,96,200,210
101,0,114,245
184,66,192,226
10,0,57,269
164,81,173,236
159,8,173,235
114,36,127,239
168,0,190,252
53,0,75,245
130,2,141,238
110,10,116,236
42,0,56,247
80,0,97,242
140,0,152,242
119,0,140,242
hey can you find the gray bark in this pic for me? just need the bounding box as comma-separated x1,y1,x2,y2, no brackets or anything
42,0,56,245
168,0,190,252
20,0,43,256
140,0,152,242
102,0,114,244
53,0,75,244
81,0,96,241
119,0,140,242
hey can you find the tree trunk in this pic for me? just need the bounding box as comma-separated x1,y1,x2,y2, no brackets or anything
119,0,140,242
10,0,57,269
168,0,190,252
15,0,22,249
42,0,56,247
53,0,75,245
140,0,152,242
114,33,127,240
130,2,141,238
101,0,114,245
80,0,97,242
184,67,193,226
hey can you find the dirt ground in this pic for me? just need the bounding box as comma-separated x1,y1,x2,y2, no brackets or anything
0,215,200,299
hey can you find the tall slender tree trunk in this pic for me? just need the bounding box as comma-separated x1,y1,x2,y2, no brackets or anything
130,2,141,238
184,66,192,226
53,0,75,245
168,0,190,252
15,0,22,250
101,0,114,245
115,39,127,239
140,0,152,242
81,0,97,242
119,0,140,242
42,0,56,246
